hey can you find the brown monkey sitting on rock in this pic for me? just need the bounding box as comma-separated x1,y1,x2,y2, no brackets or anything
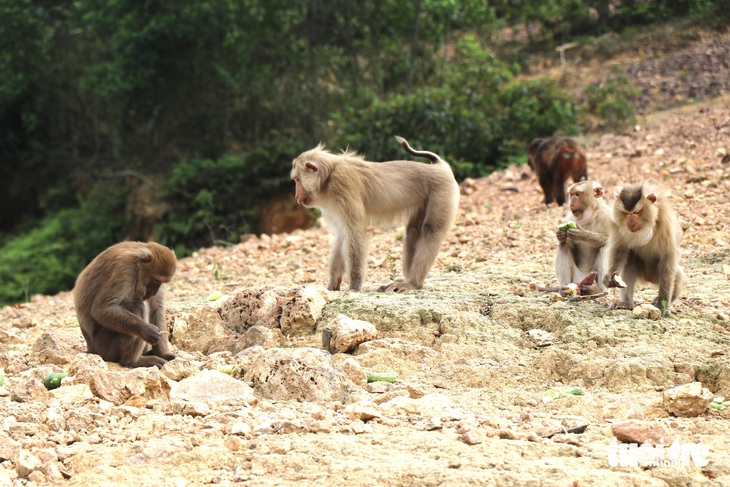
73,241,177,368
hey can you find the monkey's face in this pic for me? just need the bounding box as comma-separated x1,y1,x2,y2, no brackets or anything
139,245,176,301
290,160,320,207
144,275,171,300
615,199,658,246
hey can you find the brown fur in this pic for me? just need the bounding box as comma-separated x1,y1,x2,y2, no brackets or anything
556,180,611,291
602,182,685,311
527,136,588,205
290,136,459,292
73,241,177,368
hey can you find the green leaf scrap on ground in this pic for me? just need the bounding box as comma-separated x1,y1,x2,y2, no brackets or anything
709,397,730,410
542,385,584,403
366,371,397,383
207,291,223,302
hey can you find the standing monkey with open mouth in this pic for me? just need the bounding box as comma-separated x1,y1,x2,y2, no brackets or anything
290,136,459,292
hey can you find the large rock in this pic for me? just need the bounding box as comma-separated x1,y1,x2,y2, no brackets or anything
662,382,712,417
243,347,354,402
66,353,107,384
10,378,50,403
219,286,330,336
31,330,84,366
88,367,171,406
170,369,255,404
172,305,236,354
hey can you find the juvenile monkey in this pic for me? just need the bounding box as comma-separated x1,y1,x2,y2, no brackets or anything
74,241,177,368
290,136,459,292
527,136,588,206
602,182,685,311
555,180,612,292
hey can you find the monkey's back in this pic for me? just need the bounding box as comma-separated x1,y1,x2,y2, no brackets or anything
343,158,459,226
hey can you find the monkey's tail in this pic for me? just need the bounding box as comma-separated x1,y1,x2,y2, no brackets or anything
394,135,442,163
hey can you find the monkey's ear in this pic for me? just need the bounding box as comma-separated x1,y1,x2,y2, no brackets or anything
646,193,657,204
594,186,604,199
305,162,319,172
136,248,153,264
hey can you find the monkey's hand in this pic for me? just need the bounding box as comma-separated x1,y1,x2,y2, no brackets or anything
566,228,607,246
604,273,627,289
140,324,162,345
556,229,568,244
602,273,613,289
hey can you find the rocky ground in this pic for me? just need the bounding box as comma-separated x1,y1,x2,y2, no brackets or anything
1,29,730,487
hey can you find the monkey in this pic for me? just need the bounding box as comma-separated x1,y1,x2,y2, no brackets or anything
527,136,588,206
290,136,459,292
73,241,177,368
602,182,685,311
555,180,612,293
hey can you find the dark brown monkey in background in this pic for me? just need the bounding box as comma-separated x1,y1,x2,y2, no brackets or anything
555,180,611,293
527,136,588,206
74,241,177,368
602,182,685,311
291,136,459,292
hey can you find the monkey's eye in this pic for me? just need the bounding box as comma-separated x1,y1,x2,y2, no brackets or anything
574,192,582,197
563,153,571,159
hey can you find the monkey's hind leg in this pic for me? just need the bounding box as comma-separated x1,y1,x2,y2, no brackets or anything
381,220,449,292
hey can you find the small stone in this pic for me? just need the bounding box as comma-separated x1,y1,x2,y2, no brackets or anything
161,358,200,381
339,358,366,387
325,315,378,354
462,428,484,445
662,382,712,417
632,303,662,320
612,419,672,445
344,402,382,422
15,450,42,479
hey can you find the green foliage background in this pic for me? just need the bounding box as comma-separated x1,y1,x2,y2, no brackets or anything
0,0,726,305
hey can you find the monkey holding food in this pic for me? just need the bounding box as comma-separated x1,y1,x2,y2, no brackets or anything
555,180,611,294
527,136,588,206
74,241,177,368
603,182,685,311
291,136,459,292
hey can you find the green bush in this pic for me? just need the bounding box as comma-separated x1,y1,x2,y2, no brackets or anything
583,71,640,131
0,185,128,306
333,45,579,176
499,78,580,163
158,137,295,256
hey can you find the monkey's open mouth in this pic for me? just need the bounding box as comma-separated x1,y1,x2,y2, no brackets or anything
571,210,583,218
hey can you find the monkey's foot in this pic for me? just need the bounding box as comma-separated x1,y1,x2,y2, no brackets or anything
378,281,418,292
132,355,168,369
609,301,635,310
